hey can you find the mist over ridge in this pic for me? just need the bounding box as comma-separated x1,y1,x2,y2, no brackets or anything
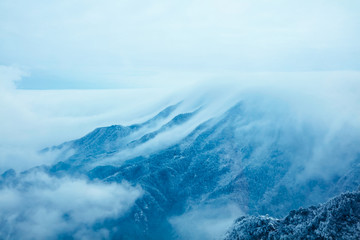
2,69,360,239
1,0,360,238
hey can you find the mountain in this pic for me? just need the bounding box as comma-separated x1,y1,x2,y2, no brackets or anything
224,189,360,240
1,98,360,239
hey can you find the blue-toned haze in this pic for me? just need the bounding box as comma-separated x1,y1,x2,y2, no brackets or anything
1,1,360,240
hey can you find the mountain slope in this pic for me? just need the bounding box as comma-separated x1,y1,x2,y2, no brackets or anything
1,98,360,239
46,100,360,239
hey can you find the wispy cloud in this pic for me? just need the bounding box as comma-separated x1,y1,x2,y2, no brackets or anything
170,203,243,240
0,171,142,239
0,65,177,171
1,65,360,239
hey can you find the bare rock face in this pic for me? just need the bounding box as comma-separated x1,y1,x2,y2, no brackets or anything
224,190,360,240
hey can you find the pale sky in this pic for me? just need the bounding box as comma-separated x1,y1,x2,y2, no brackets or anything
1,0,360,89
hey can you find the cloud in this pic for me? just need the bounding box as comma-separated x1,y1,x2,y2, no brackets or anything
169,203,243,240
218,76,360,182
0,171,142,240
1,65,360,239
0,65,26,90
70,73,360,187
2,64,360,176
0,65,178,172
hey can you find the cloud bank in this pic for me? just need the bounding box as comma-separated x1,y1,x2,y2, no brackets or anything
0,171,142,240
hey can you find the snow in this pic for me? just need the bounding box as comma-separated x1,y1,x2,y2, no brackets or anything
224,191,360,240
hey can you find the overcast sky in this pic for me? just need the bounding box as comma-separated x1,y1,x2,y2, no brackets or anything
1,0,360,89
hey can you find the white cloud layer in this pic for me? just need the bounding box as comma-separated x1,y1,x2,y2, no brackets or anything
0,171,142,240
170,203,243,240
2,65,360,174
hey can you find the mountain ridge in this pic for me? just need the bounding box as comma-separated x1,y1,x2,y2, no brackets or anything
1,99,360,239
